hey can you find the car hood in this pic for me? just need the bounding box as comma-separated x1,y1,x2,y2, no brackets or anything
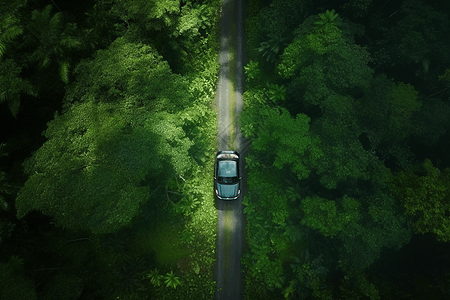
217,182,239,199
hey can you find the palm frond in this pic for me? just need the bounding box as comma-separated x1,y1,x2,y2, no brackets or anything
0,91,8,103
0,15,24,58
21,80,38,97
31,5,53,32
42,5,53,21
41,56,51,69
8,98,20,118
313,9,339,30
60,35,82,49
1,25,24,41
0,43,6,58
49,11,63,30
59,61,70,84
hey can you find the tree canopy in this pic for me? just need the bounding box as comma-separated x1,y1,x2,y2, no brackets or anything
241,1,450,298
16,37,196,234
389,159,450,242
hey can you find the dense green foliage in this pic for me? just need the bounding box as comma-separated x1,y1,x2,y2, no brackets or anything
16,37,197,234
2,0,450,299
1,0,220,299
389,159,450,242
242,0,450,299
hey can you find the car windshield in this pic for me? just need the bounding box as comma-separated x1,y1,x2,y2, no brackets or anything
218,176,238,185
218,160,237,177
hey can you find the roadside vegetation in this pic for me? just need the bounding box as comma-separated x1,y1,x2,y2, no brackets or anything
0,0,221,299
241,0,450,299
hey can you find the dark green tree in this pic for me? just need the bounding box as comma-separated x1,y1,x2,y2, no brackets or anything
0,0,25,59
257,33,287,65
278,17,373,108
0,0,38,116
40,274,83,300
24,5,82,83
0,256,37,300
340,0,373,19
0,59,37,117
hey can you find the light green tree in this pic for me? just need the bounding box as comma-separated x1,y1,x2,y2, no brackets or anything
16,38,195,234
278,17,373,107
388,158,450,242
244,60,262,84
242,106,323,181
278,21,342,80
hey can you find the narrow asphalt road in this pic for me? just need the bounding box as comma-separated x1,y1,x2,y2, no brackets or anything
214,0,248,299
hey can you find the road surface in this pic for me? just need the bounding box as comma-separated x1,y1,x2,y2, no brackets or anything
214,0,248,299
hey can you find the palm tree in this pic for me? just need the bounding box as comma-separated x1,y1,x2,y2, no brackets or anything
0,59,37,117
164,270,182,289
267,82,287,103
145,268,164,287
313,9,339,30
0,0,24,59
25,5,82,84
257,33,287,65
0,0,38,117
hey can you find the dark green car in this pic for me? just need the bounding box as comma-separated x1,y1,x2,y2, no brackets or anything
214,151,242,200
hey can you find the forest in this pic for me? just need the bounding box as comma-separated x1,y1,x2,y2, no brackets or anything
1,0,220,299
0,0,449,299
241,0,450,299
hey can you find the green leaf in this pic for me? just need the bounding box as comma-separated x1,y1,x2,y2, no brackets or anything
192,261,200,275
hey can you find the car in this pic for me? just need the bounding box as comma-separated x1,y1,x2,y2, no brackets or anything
214,150,242,200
